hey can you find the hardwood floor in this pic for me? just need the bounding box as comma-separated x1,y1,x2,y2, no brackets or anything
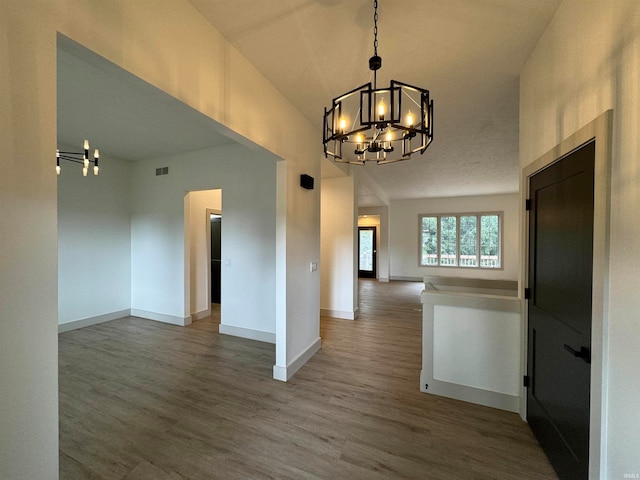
59,280,558,479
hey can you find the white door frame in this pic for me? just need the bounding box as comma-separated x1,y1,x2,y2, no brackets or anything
520,110,612,479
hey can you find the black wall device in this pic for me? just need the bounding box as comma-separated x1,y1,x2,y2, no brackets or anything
300,174,314,190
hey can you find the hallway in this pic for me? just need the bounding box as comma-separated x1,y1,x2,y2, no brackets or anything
59,280,557,479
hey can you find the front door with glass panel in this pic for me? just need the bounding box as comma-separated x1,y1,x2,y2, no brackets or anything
358,226,376,278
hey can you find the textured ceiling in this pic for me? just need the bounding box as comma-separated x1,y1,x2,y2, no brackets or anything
188,0,561,204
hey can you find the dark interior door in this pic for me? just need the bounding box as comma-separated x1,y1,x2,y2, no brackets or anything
210,215,221,304
527,140,595,480
358,226,377,278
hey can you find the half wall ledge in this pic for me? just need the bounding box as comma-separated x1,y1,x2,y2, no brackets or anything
420,276,521,413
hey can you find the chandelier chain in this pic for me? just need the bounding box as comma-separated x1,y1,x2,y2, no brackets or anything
373,0,378,56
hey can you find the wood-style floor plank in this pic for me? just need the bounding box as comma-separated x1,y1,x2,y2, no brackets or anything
59,280,558,479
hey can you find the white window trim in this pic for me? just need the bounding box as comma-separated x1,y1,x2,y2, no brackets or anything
418,212,504,270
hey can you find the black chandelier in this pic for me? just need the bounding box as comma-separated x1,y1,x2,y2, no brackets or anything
323,0,433,165
56,139,100,176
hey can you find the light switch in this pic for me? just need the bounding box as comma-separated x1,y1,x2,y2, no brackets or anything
310,262,318,272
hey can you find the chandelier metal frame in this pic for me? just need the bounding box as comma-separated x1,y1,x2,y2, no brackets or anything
322,0,433,165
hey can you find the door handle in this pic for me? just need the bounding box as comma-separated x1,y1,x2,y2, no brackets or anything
563,344,591,364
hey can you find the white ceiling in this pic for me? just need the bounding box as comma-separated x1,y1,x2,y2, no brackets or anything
187,0,561,204
57,39,236,161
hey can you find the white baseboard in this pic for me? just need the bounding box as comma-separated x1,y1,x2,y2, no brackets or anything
219,324,275,344
191,307,211,322
58,309,131,333
273,337,322,382
131,309,192,326
390,276,423,282
420,370,519,413
320,308,359,320
379,277,390,283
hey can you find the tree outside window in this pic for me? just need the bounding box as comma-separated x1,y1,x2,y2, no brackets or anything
419,213,502,269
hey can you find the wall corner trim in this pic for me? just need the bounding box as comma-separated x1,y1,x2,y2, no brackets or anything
131,309,192,326
219,324,275,344
273,337,322,382
191,308,211,322
320,308,358,320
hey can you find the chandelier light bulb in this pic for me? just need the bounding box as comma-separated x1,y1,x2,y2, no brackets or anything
57,140,103,176
339,117,347,133
406,111,414,127
386,131,392,142
377,99,385,121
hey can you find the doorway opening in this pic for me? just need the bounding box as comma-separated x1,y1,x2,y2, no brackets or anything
357,215,380,279
358,226,377,278
187,189,222,321
209,213,222,304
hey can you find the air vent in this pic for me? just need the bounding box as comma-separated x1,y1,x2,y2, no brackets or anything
155,167,169,176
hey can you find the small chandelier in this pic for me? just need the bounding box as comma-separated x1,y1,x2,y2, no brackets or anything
323,0,433,165
56,139,100,176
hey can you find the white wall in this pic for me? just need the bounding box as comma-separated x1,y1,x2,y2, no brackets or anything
187,189,222,317
2,0,315,475
389,194,520,281
276,158,321,380
358,206,390,282
520,1,640,476
433,305,520,396
320,175,358,319
58,153,131,327
131,144,277,335
1,3,59,477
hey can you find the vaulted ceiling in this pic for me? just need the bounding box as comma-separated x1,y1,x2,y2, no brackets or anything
58,1,561,206
188,0,561,205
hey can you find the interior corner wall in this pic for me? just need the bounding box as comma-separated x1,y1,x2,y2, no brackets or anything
131,144,277,335
358,206,390,282
279,158,322,378
187,189,222,317
58,154,132,327
389,194,520,281
519,1,640,477
320,175,358,319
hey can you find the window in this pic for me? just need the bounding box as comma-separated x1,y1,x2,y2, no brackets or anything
419,213,502,268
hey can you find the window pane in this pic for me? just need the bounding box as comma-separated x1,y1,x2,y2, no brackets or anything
481,215,500,268
459,215,478,267
420,216,438,265
440,216,457,266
